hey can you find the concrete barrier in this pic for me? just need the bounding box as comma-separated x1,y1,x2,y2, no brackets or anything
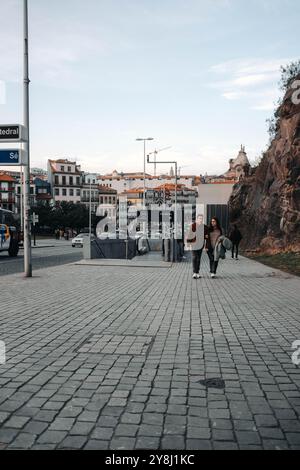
84,238,137,260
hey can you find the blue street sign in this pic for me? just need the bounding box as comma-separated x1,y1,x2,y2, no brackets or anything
0,149,23,166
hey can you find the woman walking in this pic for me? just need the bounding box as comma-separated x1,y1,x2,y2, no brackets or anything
206,217,222,278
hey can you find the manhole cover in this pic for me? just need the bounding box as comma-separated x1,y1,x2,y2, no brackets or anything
198,378,225,389
75,334,154,356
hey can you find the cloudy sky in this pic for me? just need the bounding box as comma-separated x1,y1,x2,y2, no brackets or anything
0,0,299,175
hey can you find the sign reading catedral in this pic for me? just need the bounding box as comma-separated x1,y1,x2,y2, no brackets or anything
0,124,28,143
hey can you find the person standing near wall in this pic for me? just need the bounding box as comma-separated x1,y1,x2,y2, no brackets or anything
229,224,243,260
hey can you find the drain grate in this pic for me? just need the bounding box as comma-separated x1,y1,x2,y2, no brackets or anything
198,378,225,389
75,334,154,356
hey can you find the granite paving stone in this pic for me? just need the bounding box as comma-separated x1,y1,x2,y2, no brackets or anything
0,255,300,449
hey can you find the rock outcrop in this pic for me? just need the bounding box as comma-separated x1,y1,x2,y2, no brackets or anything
229,74,300,253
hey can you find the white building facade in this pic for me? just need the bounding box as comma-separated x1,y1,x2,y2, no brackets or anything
48,160,83,204
98,170,197,194
81,174,100,214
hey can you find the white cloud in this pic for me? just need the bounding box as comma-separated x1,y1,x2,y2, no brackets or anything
222,91,246,100
210,57,296,110
251,102,274,111
0,1,111,89
232,72,279,88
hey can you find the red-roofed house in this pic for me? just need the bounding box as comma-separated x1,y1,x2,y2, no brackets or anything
0,173,16,212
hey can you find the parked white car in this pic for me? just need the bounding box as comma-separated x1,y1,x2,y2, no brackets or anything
72,233,95,248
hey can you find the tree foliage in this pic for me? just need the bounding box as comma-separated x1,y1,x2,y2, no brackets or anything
267,61,300,140
32,202,102,234
279,60,300,91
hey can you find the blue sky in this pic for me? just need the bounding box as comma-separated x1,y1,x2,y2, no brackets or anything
0,0,299,175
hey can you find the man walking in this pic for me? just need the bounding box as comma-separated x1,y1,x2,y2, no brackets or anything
186,214,207,279
229,224,243,260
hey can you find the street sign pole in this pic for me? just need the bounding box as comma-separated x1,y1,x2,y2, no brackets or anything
23,0,32,277
32,212,38,247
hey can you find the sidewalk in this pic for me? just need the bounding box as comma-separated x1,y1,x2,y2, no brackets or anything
19,239,73,250
0,255,300,450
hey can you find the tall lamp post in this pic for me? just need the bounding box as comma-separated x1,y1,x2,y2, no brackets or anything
23,0,32,277
89,178,92,242
136,138,154,206
147,155,178,262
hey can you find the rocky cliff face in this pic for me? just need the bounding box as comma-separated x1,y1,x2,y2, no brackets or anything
229,75,300,253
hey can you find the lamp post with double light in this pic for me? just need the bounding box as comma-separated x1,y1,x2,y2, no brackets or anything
136,137,154,207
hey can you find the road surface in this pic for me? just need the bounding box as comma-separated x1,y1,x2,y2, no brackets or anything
0,240,83,277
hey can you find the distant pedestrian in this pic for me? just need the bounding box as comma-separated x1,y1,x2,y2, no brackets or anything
229,224,243,260
186,214,208,279
59,229,64,240
55,229,59,240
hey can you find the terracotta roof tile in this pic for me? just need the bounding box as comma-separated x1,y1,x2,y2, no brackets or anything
0,173,15,182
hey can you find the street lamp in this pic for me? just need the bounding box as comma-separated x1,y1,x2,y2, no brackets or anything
89,177,92,243
147,154,179,262
23,0,32,277
136,138,154,206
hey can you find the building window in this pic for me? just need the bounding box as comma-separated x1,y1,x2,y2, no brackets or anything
17,187,21,194
69,176,73,185
100,197,103,204
76,189,80,197
62,189,67,196
76,177,80,185
61,166,64,172
30,187,34,195
68,166,71,172
55,188,59,196
109,197,112,204
70,189,74,196
62,176,66,185
55,176,59,185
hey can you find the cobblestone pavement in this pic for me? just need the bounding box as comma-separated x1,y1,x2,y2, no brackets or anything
0,255,300,450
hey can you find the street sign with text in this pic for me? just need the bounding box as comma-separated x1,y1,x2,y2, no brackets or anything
32,213,39,225
0,149,27,166
0,124,28,142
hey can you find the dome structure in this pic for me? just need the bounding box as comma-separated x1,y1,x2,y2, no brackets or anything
232,145,250,169
224,145,251,180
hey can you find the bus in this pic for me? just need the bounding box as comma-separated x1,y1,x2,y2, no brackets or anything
0,208,20,257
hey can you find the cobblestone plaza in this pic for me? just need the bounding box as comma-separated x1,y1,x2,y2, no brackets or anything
0,256,300,450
